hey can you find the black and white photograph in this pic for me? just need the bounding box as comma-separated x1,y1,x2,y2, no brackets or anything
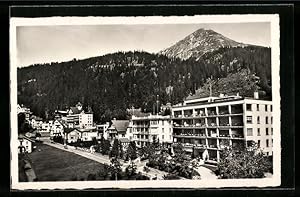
10,14,281,189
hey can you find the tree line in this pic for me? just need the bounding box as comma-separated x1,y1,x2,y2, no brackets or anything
17,46,271,123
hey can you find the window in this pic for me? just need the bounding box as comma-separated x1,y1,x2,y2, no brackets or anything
246,104,252,111
246,116,252,124
266,139,269,147
265,105,268,112
162,121,164,126
257,104,259,111
271,128,273,135
266,128,269,135
162,128,164,133
271,105,273,112
122,134,125,137
257,116,260,124
271,116,273,124
162,135,164,139
266,117,269,124
257,140,260,148
257,128,261,136
272,139,273,147
247,128,253,136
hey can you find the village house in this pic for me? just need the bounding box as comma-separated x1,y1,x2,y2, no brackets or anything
29,115,43,130
17,104,32,122
107,119,131,149
18,134,35,154
78,128,98,141
96,122,110,140
50,119,65,137
64,128,81,143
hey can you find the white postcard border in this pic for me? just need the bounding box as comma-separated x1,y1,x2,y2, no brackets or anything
10,14,281,190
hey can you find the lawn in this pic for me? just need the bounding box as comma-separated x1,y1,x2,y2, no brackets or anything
26,143,106,181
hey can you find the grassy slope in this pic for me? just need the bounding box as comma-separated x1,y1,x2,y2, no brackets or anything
27,143,105,181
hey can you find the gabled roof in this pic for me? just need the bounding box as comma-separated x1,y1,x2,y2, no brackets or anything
56,119,68,128
109,120,129,133
69,107,83,114
64,128,80,134
18,134,35,143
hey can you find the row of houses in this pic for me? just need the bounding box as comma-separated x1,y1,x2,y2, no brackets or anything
18,91,274,164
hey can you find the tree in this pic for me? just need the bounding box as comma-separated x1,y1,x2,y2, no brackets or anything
100,139,111,155
217,143,272,179
110,139,123,159
18,113,33,134
109,157,122,181
127,141,137,161
139,143,155,160
125,161,137,178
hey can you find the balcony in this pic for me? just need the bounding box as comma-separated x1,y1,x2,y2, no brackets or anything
182,143,194,148
219,134,231,138
208,144,218,149
195,123,206,128
218,106,229,116
207,107,217,117
231,104,243,114
231,134,244,139
194,144,207,149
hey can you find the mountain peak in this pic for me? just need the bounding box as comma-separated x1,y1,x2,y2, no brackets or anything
160,28,249,60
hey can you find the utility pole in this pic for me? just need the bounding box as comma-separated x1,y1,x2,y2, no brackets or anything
209,76,213,97
156,95,159,115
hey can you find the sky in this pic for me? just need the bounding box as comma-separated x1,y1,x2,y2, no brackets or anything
16,22,270,67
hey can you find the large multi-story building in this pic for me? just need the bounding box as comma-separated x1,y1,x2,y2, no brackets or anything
171,93,273,163
64,102,94,129
132,114,173,148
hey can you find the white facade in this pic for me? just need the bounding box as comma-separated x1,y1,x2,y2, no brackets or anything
17,104,31,121
126,120,134,141
243,99,273,156
172,94,273,162
132,114,173,147
66,130,81,143
96,122,110,139
50,120,64,137
18,137,33,153
80,129,98,141
79,113,93,129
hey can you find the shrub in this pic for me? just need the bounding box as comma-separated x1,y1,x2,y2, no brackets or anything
217,144,272,179
163,173,181,180
87,173,96,180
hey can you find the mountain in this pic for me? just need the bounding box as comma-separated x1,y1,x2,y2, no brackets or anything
160,28,249,60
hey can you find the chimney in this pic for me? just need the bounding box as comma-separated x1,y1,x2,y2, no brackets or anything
236,92,240,97
254,92,259,99
219,93,224,98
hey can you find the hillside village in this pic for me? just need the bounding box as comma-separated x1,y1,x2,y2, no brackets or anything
18,90,274,181
16,28,274,182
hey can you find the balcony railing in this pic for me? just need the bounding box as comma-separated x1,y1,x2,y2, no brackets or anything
231,134,244,138
219,134,231,138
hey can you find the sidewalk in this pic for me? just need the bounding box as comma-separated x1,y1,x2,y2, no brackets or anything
195,166,218,180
